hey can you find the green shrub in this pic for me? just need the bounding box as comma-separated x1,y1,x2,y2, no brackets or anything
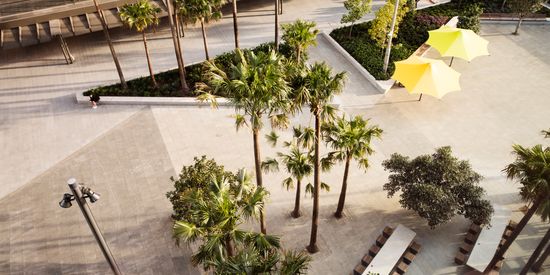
331,21,415,80
398,13,449,47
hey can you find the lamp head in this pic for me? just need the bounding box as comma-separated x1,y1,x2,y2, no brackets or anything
88,191,100,203
59,193,73,208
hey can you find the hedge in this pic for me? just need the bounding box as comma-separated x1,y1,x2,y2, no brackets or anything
84,42,295,97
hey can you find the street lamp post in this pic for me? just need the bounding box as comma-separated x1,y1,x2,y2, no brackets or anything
59,178,122,275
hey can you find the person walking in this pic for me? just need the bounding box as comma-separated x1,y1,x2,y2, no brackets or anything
89,93,100,109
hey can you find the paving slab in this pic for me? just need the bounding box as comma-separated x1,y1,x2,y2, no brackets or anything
0,108,199,275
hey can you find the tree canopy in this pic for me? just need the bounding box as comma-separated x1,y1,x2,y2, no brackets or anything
341,0,373,25
382,146,494,228
368,0,409,48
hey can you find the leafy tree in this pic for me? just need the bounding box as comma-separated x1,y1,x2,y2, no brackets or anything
119,0,161,87
382,146,494,228
281,20,319,63
368,0,409,48
487,137,550,272
176,0,227,60
323,115,383,218
457,3,483,33
172,165,277,268
198,49,293,234
292,62,346,253
340,0,373,37
508,0,543,35
166,156,234,220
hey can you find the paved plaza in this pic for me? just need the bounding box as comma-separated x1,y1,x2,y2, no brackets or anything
1,0,550,274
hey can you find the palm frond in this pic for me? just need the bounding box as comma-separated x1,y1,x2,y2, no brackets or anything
265,131,279,147
262,158,280,173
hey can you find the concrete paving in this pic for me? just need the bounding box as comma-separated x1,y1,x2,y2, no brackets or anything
1,0,550,274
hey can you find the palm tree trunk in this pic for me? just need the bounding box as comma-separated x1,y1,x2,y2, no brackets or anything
232,0,239,49
176,13,185,37
253,129,267,234
514,15,523,35
200,19,210,60
166,0,188,93
521,227,550,275
307,111,321,254
92,0,127,90
296,47,301,64
225,237,236,257
274,0,279,51
142,32,157,88
334,155,351,219
533,242,550,273
292,179,302,218
486,196,544,273
174,14,186,74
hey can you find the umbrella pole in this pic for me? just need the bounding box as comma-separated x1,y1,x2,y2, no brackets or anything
418,93,423,101
449,57,454,67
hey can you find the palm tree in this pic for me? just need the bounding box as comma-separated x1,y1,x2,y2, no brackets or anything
263,143,313,218
521,227,550,274
209,247,311,274
533,240,550,272
232,0,239,49
486,142,550,272
119,0,161,87
199,49,292,234
176,0,226,60
166,0,188,93
292,62,346,253
274,0,280,51
281,20,319,63
323,115,383,218
92,0,127,90
173,169,278,268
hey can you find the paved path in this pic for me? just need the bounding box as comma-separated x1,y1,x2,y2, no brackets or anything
1,0,550,274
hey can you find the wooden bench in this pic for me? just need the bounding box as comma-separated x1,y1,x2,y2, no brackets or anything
369,244,381,256
455,251,467,265
396,261,409,274
460,242,474,254
376,235,388,247
403,251,415,265
361,254,373,266
409,242,421,254
383,226,394,238
353,263,366,275
469,223,482,234
465,232,477,245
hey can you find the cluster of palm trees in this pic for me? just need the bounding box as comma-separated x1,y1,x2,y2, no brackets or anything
196,19,384,254
92,0,286,94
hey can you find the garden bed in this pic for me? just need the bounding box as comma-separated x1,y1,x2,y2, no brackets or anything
330,0,549,81
84,42,294,98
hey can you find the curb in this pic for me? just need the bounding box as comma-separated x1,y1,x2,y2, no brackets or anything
75,91,232,107
319,32,389,94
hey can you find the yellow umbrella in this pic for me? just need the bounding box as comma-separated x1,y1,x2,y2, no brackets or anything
426,26,489,65
391,56,461,100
